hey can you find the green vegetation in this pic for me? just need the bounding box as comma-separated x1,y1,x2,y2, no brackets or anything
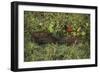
24,11,90,62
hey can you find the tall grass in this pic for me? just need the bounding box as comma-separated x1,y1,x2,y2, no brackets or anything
24,42,90,62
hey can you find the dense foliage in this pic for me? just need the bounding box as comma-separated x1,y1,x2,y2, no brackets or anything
24,11,90,62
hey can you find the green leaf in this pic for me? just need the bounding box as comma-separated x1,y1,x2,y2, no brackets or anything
72,32,76,36
86,23,89,26
81,31,86,36
48,24,54,32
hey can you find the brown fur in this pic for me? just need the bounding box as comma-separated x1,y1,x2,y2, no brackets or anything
31,32,79,45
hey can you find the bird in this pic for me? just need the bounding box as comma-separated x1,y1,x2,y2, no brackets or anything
66,24,73,32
